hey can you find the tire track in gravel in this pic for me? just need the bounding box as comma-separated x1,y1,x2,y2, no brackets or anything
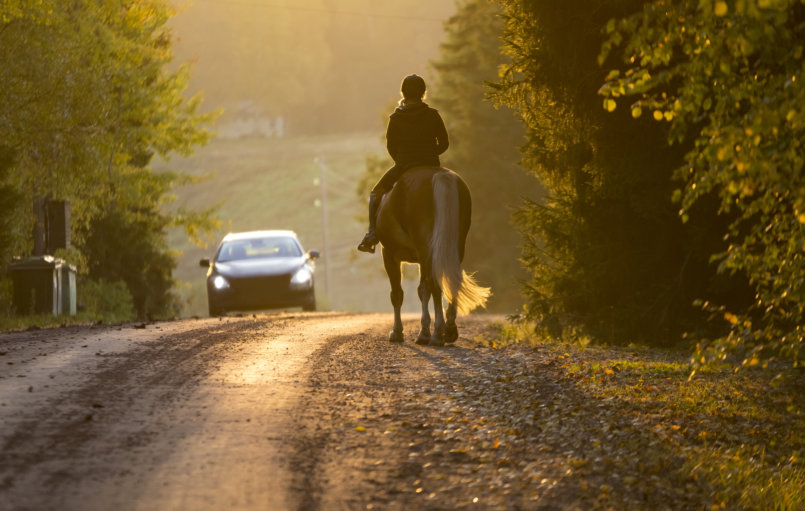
1,313,510,511
0,317,288,497
0,313,377,511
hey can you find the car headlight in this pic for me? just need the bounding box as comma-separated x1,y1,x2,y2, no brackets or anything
290,266,313,290
212,275,230,290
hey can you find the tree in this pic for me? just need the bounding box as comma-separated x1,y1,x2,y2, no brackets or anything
0,147,23,264
0,0,219,319
430,0,537,312
599,0,805,370
492,0,751,344
80,204,178,319
0,146,24,314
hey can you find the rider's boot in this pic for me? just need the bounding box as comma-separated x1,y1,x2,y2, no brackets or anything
357,192,380,253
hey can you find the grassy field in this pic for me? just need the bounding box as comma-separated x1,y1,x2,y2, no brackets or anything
162,131,424,317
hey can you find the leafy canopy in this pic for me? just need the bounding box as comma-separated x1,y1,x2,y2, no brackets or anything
491,0,748,344
600,0,805,371
0,0,219,319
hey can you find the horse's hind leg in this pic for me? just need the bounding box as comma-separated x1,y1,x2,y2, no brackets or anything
382,248,404,343
429,279,447,347
416,270,432,345
445,302,458,343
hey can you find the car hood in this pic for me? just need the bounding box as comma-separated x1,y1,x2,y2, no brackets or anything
214,257,306,278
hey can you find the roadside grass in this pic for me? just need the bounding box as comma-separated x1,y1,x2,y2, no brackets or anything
0,313,102,332
0,276,137,332
487,321,805,510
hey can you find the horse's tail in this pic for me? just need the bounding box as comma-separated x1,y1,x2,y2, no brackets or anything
430,171,491,315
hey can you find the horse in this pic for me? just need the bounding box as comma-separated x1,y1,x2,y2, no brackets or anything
375,166,491,346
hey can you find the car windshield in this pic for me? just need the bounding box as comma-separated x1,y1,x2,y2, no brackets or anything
217,236,302,262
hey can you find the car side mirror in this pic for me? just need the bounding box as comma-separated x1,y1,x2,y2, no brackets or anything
199,258,211,267
308,250,320,260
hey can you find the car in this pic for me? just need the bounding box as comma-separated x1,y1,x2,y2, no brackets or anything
200,230,319,316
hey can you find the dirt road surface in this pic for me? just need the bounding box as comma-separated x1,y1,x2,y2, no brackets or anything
0,313,502,510
1,313,710,511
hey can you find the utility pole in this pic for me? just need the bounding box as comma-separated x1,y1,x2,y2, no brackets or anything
315,156,332,299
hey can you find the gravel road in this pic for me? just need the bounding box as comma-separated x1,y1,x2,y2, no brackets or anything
1,312,719,511
0,312,512,511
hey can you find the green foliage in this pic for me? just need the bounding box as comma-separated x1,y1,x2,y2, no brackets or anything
599,1,805,370
0,273,134,327
78,278,135,323
0,146,23,265
0,277,13,318
79,205,179,320
0,1,218,320
430,0,537,312
492,0,751,344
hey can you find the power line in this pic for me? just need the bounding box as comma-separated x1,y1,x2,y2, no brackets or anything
189,0,446,23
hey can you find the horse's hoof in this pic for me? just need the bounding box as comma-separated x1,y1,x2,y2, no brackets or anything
430,326,445,347
445,324,458,343
415,335,430,345
429,337,445,347
389,330,404,343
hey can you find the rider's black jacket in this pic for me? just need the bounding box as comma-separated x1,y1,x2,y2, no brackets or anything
386,100,449,170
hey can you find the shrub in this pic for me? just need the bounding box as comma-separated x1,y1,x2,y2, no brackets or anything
78,278,135,323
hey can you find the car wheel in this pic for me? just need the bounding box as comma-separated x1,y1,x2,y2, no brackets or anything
302,293,316,312
208,300,222,317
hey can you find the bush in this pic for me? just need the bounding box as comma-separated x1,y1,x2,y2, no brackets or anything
78,205,181,320
0,145,23,263
0,276,13,318
78,278,135,323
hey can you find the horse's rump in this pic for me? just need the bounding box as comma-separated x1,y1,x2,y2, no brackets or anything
376,166,440,261
378,166,489,315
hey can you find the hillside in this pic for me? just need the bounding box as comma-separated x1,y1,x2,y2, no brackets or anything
163,132,425,317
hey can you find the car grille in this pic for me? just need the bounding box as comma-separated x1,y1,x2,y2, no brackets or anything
230,274,292,299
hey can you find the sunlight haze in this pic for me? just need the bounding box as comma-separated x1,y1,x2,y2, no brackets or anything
169,0,457,135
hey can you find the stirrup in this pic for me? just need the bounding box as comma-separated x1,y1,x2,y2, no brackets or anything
357,234,377,253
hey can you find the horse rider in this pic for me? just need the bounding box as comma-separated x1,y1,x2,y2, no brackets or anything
357,74,450,253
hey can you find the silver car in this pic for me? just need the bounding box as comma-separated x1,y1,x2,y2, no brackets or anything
200,230,319,316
